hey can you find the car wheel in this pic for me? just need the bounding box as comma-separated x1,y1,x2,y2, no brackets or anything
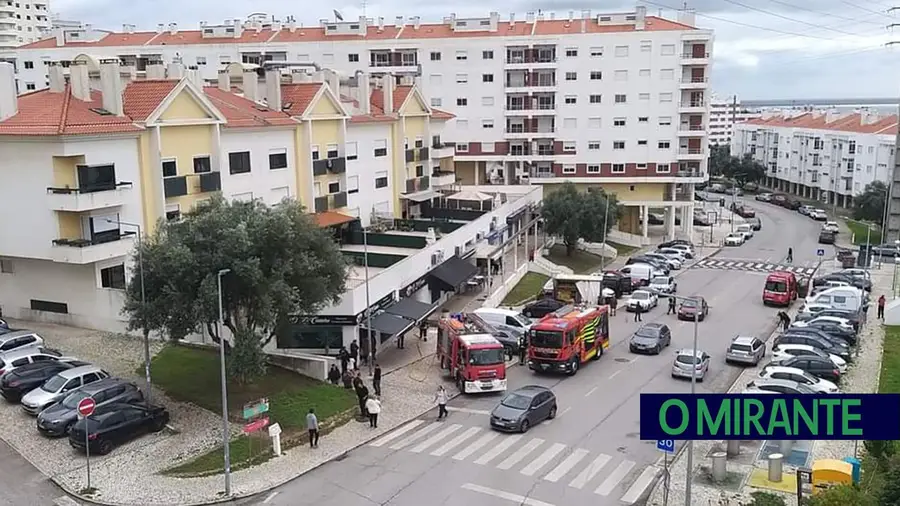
456,375,465,393
654,345,661,355
98,439,113,455
548,405,557,419
520,419,530,433
151,417,167,432
568,359,579,376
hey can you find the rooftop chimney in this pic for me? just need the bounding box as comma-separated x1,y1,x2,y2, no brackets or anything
99,59,124,116
635,6,647,30
489,11,500,30
377,17,384,31
47,62,65,92
0,62,17,122
69,60,91,101
218,69,231,91
168,22,178,35
291,69,309,83
323,69,339,97
156,23,164,33
122,23,135,33
167,59,185,79
265,68,282,112
243,70,259,102
185,66,203,88
288,19,297,32
676,8,695,27
412,16,421,29
568,10,574,23
53,27,64,46
146,60,166,79
509,12,515,26
581,17,586,33
395,16,403,26
357,71,371,115
383,73,395,113
550,12,555,20
526,11,535,23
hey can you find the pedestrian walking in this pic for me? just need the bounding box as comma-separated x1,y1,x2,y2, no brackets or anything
633,304,643,322
327,364,341,385
435,386,449,419
786,248,793,263
341,369,353,389
349,356,357,372
355,381,369,418
339,346,350,374
667,297,677,315
306,408,320,448
518,333,527,365
365,395,382,428
419,320,428,341
373,362,382,397
878,295,887,320
349,340,359,369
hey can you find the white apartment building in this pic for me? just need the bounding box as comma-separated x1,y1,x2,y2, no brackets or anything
0,5,712,241
0,0,50,50
708,93,760,146
733,110,897,207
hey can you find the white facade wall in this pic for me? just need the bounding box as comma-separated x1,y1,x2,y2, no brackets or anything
708,95,761,146
344,122,395,224
0,0,51,50
219,127,297,204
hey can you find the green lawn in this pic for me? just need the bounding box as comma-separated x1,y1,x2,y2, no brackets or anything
845,219,883,245
878,326,900,394
607,241,638,256
501,272,549,305
546,244,605,274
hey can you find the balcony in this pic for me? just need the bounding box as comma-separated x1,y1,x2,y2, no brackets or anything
163,176,188,198
431,170,457,187
313,157,347,176
195,171,221,193
678,101,706,114
677,147,706,161
50,231,136,265
405,176,430,193
504,80,558,94
679,77,709,90
674,170,707,180
46,182,132,212
368,56,420,75
681,52,710,64
677,125,707,137
431,142,455,159
505,126,556,140
504,56,557,70
313,192,348,213
506,149,556,162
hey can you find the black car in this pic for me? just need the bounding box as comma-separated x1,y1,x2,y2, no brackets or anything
69,402,170,455
784,326,854,348
602,272,633,297
818,231,836,245
626,256,671,274
37,378,144,437
775,333,851,361
773,356,841,382
629,323,672,355
0,318,8,335
489,385,557,433
794,321,857,345
658,239,693,249
522,297,566,319
813,273,870,292
796,309,862,331
0,360,89,403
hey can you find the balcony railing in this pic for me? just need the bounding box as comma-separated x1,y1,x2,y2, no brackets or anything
678,125,705,131
675,170,706,178
505,127,556,134
679,77,708,83
505,80,557,87
504,57,557,64
52,231,136,248
47,181,133,195
313,156,347,176
678,148,705,155
681,52,710,59
46,182,133,212
196,171,222,193
431,170,457,186
50,231,137,264
405,176,431,193
679,102,705,108
163,176,188,198
369,60,418,68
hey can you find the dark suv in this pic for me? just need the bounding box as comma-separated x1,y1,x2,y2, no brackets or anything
37,378,144,437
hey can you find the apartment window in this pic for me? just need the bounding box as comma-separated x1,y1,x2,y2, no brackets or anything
565,95,577,105
563,118,578,129
456,51,467,61
326,143,339,158
429,74,442,86
25,82,35,90
590,71,602,80
347,53,359,62
659,116,672,126
228,152,251,174
457,119,468,129
373,139,388,157
482,119,494,129
588,117,601,129
637,163,647,170
638,116,649,123
415,137,424,148
637,140,648,146
456,97,468,106
656,163,671,173
311,145,320,160
564,72,577,81
562,164,576,174
640,40,652,52
100,264,126,290
614,94,627,104
268,149,288,170
375,171,388,188
456,74,468,84
456,143,469,152
589,94,602,104
614,45,629,57
590,47,603,57
296,54,309,62
563,141,576,153
613,118,626,127
196,56,207,66
345,142,358,161
430,97,442,107
658,141,671,149
327,181,341,194
23,61,33,69
613,70,628,82
431,51,441,61
481,142,495,153
322,53,334,63
639,69,651,78
193,156,211,173
482,73,494,83
162,159,177,178
565,47,578,57
0,258,12,274
612,163,625,173
482,50,494,59
660,69,674,80
347,175,359,195
481,96,494,106
659,92,673,102
613,141,625,150
661,44,676,56
588,141,601,150
587,165,600,174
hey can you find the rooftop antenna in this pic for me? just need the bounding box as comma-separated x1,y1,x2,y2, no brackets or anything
361,0,367,18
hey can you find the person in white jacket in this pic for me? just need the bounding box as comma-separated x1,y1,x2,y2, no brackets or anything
365,395,382,428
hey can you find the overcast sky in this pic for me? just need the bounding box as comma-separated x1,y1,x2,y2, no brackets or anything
50,0,900,100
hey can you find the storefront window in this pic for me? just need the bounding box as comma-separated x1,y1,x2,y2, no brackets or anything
276,324,343,351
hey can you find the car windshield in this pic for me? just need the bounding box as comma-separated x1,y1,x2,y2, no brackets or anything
469,348,506,366
63,390,90,409
632,292,649,300
728,233,741,239
635,327,660,338
730,344,752,353
652,277,669,285
765,280,787,292
41,374,66,393
676,354,702,365
500,393,532,410
681,299,697,308
530,330,563,348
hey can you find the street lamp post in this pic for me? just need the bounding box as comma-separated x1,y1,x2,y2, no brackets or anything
216,268,232,496
683,295,701,506
363,224,375,376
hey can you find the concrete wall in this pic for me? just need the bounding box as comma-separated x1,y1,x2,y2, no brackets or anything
219,127,297,204
345,122,396,224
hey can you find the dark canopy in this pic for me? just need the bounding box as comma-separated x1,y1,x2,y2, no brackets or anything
429,256,479,291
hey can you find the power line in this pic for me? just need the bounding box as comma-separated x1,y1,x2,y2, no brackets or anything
758,46,885,68
718,0,865,35
838,0,893,19
763,0,884,25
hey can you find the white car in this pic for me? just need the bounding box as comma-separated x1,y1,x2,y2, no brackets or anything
626,290,658,312
645,253,682,270
742,378,817,395
822,221,840,234
665,244,694,259
772,344,848,373
658,248,688,261
839,268,870,281
724,232,744,246
810,209,828,221
649,276,677,295
758,365,840,393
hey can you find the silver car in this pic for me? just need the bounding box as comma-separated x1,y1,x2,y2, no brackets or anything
0,347,69,377
671,349,711,382
21,365,110,416
0,331,44,354
743,378,816,395
725,336,766,366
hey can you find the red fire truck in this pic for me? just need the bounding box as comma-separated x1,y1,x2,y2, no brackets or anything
527,305,610,375
436,313,508,394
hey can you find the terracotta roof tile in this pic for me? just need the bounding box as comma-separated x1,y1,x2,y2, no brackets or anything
281,83,323,116
743,113,898,135
0,86,142,136
203,87,297,128
146,29,279,46
431,108,455,120
315,211,356,227
123,80,179,120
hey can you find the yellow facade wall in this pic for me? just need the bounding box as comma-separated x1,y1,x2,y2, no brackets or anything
51,155,84,188
137,132,160,234
159,124,215,212
159,91,215,121
454,161,477,185
294,124,311,209
390,122,404,215
57,212,81,239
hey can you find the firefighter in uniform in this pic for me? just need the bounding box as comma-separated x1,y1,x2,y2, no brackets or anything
518,332,528,365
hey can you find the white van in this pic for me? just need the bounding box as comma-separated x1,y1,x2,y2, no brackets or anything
619,263,665,287
473,308,534,330
736,223,754,240
806,286,864,312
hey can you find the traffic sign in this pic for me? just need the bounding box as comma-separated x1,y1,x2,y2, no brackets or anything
657,439,675,453
242,398,270,420
77,397,96,418
817,249,825,257
243,416,270,434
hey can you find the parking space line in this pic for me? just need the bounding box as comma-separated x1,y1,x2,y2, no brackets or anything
608,370,622,380
446,407,492,415
368,419,425,447
585,386,598,397
461,483,556,506
620,466,662,504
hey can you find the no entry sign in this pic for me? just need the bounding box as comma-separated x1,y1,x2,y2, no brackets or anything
77,397,96,417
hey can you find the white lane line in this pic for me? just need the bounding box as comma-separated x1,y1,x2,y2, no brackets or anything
388,422,441,450
585,386,598,397
569,453,612,489
369,419,425,447
608,370,622,380
521,442,567,476
544,448,589,482
409,424,462,453
559,407,571,417
594,460,636,496
461,483,556,506
474,435,522,465
620,466,662,504
446,407,492,415
262,491,280,504
54,498,81,506
497,438,545,470
453,432,498,461
431,427,482,457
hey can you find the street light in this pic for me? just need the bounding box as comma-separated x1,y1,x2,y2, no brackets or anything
667,293,702,506
216,268,232,496
106,219,150,403
362,223,375,376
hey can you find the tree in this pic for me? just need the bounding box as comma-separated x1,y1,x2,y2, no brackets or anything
803,484,878,506
709,145,732,177
743,491,786,506
122,196,349,383
542,182,619,255
853,181,888,225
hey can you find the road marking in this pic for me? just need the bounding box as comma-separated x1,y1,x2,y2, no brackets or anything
559,407,571,417
431,427,482,456
764,264,773,270
585,386,598,396
409,424,462,453
521,442,567,476
461,483,556,506
54,498,81,506
620,466,662,504
446,407,492,415
388,422,441,450
608,370,622,380
369,419,425,447
569,453,612,489
594,460,636,496
453,432,498,460
544,448,589,482
262,491,280,504
497,438,545,470
474,435,522,465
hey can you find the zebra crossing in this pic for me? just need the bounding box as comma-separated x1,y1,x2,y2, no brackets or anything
367,419,659,504
692,258,817,276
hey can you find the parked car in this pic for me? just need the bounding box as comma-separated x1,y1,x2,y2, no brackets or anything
671,349,711,381
21,365,110,415
0,318,9,335
758,365,839,393
724,232,745,246
0,331,44,355
798,205,814,216
69,402,170,455
743,182,759,192
489,385,557,433
725,336,766,366
38,378,145,437
822,222,840,234
756,193,773,202
648,276,677,296
872,244,900,257
601,272,633,298
659,245,694,260
522,297,566,319
743,378,816,395
790,320,857,346
658,248,688,263
749,217,762,231
658,239,694,250
732,205,756,218
813,273,870,292
678,296,709,321
0,347,66,377
0,360,90,403
774,333,851,362
810,209,828,221
644,252,682,270
625,290,658,312
818,230,836,245
647,213,665,225
630,323,671,355
693,214,712,226
771,344,847,373
626,256,671,274
795,309,862,331
770,355,842,382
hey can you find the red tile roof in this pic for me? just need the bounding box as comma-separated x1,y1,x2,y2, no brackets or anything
146,28,280,46
280,83,323,116
0,86,142,136
315,211,356,227
744,113,898,135
123,80,179,120
203,86,298,128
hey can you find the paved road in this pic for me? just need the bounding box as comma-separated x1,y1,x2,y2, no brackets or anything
247,202,827,506
0,438,69,506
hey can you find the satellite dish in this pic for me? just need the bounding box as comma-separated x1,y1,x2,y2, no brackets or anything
334,9,344,21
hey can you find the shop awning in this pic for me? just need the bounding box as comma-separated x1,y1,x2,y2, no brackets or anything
383,298,437,323
429,256,479,291
364,312,415,336
401,189,440,202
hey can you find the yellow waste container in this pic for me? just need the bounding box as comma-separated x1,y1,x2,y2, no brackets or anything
811,459,853,495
